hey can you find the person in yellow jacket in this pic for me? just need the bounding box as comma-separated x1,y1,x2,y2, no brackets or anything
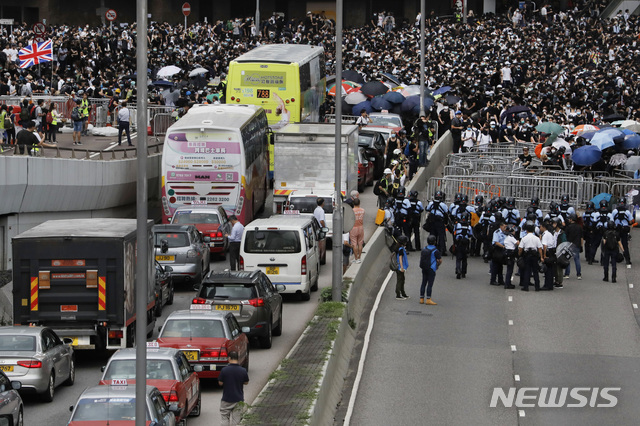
47,103,61,143
80,92,90,136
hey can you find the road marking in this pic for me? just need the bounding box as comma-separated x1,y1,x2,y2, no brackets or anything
630,284,634,288
89,132,138,159
508,296,513,302
519,410,525,417
511,345,517,352
508,320,513,326
344,269,393,426
634,304,638,309
515,374,520,381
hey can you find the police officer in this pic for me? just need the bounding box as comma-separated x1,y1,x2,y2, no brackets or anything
454,212,473,279
544,201,564,226
425,191,449,254
490,221,507,286
593,199,612,263
583,201,598,264
503,225,519,289
404,190,424,251
518,221,543,291
601,220,623,282
451,194,476,223
501,197,521,227
558,194,576,217
529,197,544,222
540,221,557,291
611,200,633,267
393,186,408,235
478,199,495,259
471,195,486,256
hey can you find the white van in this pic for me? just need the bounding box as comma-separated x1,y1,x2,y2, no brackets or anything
239,215,325,301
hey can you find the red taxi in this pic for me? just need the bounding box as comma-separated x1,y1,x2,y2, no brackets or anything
99,346,200,423
170,205,231,257
156,306,250,379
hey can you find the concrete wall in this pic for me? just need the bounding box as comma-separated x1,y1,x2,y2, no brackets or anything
311,131,453,425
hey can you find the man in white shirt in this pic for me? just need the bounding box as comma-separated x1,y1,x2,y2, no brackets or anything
518,222,543,291
461,125,476,152
117,100,132,146
540,221,556,291
314,198,327,265
225,215,245,271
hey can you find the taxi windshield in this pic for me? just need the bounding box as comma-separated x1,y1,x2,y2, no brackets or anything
72,398,146,421
160,319,226,338
173,212,220,225
104,359,176,381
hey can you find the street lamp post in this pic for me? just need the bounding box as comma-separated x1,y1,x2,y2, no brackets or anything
419,0,425,117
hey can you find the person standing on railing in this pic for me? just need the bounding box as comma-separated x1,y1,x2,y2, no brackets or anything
117,101,133,146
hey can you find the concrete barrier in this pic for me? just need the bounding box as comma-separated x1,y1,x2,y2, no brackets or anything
311,132,453,425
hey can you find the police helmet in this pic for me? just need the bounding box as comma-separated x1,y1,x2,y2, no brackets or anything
409,190,419,200
599,199,608,209
561,194,570,205
549,201,558,212
454,192,463,204
461,194,469,204
494,212,503,221
498,196,506,207
385,197,395,208
427,235,437,245
506,197,515,208
434,190,444,201
396,186,406,199
505,225,515,234
461,211,471,223
475,195,484,205
531,197,540,208
618,199,626,210
526,206,536,215
585,201,595,212
488,200,498,213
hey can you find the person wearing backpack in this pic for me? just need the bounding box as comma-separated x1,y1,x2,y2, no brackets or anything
71,99,83,145
419,235,442,305
601,220,624,283
5,106,16,145
394,235,410,300
404,190,424,251
375,168,393,208
0,104,7,143
611,200,633,268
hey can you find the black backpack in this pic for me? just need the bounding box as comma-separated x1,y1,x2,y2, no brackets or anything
604,230,618,251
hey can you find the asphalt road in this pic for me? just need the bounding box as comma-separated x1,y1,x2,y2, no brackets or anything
21,184,380,425
348,230,640,426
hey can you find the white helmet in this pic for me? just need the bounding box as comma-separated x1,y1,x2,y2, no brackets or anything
383,168,392,175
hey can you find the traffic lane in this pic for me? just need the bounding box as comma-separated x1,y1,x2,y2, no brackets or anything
508,260,640,425
349,256,517,426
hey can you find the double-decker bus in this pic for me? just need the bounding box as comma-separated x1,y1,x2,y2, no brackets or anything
161,104,269,224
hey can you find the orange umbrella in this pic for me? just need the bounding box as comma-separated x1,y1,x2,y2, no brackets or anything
535,143,543,158
571,124,599,135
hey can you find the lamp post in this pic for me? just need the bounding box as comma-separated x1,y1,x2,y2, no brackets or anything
332,0,344,304
419,0,425,117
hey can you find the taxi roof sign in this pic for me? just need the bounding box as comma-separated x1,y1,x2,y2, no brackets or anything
111,378,128,386
283,209,300,215
146,341,160,348
190,303,212,310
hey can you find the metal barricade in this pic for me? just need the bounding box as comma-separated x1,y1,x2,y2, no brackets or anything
152,113,174,141
426,176,487,202
610,182,640,205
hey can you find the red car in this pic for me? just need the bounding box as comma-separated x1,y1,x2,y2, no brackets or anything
99,346,201,423
357,146,375,192
156,307,250,379
170,205,232,257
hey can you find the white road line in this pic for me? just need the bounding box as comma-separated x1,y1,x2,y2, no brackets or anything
508,320,514,326
514,374,520,381
511,345,517,352
634,304,638,309
89,132,138,159
519,410,526,417
508,296,513,302
343,270,394,426
630,284,634,288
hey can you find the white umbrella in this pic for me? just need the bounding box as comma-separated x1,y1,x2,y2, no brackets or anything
189,67,208,77
620,120,640,133
344,92,367,105
609,153,628,167
157,65,182,78
552,139,572,154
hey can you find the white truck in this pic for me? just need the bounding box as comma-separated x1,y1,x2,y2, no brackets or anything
272,123,358,216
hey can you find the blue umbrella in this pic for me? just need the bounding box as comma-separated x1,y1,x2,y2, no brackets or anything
433,86,451,96
371,96,393,111
380,72,401,86
621,128,636,136
571,145,602,166
591,193,612,205
590,133,615,150
623,134,640,150
352,100,372,115
152,80,174,87
598,127,625,142
579,131,596,140
382,91,405,104
401,95,434,115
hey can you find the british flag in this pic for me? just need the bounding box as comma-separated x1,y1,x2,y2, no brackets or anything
18,40,53,69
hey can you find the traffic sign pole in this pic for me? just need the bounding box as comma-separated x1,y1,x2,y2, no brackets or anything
182,3,191,31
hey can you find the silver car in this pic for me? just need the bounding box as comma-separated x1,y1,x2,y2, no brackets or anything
153,224,211,287
0,370,23,426
0,326,75,402
68,384,176,425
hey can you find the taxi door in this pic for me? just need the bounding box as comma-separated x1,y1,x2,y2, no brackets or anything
225,315,248,363
176,352,200,414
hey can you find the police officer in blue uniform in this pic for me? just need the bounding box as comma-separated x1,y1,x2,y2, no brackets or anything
501,197,521,228
454,212,473,279
582,201,598,264
490,221,507,286
611,200,633,267
404,190,424,251
558,194,576,218
425,191,449,254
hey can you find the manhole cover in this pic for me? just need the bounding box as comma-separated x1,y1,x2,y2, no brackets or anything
407,311,433,316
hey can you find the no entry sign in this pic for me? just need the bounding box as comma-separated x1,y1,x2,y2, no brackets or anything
182,2,191,17
32,22,46,35
105,9,117,22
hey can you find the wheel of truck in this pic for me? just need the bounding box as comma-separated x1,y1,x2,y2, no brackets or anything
41,372,55,402
259,320,273,349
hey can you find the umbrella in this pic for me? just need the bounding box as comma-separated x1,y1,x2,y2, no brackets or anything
382,91,405,104
579,130,596,140
598,127,626,144
433,86,452,96
390,103,403,115
552,140,572,153
189,67,208,77
152,80,174,87
380,72,401,86
590,133,615,151
571,124,599,135
360,81,389,97
624,156,640,171
156,65,182,78
536,121,564,135
611,120,625,127
371,96,393,111
328,81,358,96
609,153,629,167
603,113,625,122
620,120,640,133
623,134,640,150
621,129,636,136
572,145,602,166
534,143,544,158
591,193,612,205
343,70,365,84
543,133,560,146
352,100,372,115
401,95,434,115
344,92,367,105
445,95,461,105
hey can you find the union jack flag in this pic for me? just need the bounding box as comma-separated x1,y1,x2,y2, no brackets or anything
18,40,53,69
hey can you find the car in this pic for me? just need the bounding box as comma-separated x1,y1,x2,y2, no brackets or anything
0,326,75,402
99,347,200,424
154,261,175,317
368,112,404,133
0,370,23,426
170,205,232,257
193,270,285,349
357,146,375,192
68,383,176,425
153,224,211,288
285,191,335,241
358,129,387,178
156,307,250,379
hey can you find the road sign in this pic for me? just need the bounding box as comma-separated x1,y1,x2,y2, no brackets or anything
105,9,117,22
0,18,14,25
182,2,191,17
32,22,46,35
